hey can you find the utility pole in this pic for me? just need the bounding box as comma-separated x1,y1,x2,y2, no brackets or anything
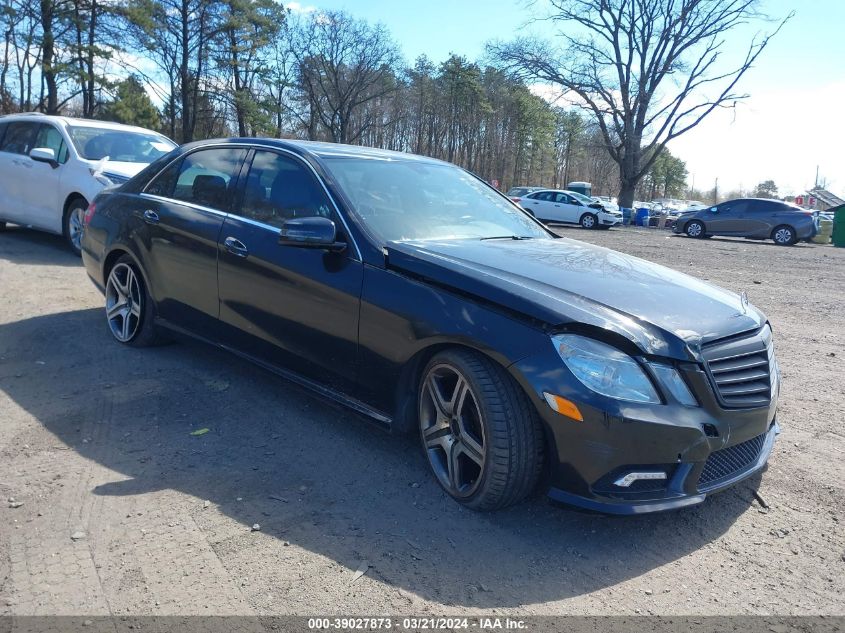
713,178,719,204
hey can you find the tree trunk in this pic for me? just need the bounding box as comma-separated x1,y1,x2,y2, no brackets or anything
40,0,58,114
618,179,637,209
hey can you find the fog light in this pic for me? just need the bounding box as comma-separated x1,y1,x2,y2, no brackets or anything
613,471,667,487
542,392,583,422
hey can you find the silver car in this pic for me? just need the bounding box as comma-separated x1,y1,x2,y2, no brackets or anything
672,198,818,246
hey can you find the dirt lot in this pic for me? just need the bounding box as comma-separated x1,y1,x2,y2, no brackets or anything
0,224,843,617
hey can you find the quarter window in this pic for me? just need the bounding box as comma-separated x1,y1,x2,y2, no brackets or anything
0,122,39,155
236,150,333,228
145,147,247,210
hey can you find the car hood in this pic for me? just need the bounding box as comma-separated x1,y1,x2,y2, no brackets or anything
384,237,765,360
84,159,149,179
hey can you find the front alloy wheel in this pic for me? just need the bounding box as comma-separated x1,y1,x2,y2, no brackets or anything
418,350,544,511
105,262,143,342
420,364,486,499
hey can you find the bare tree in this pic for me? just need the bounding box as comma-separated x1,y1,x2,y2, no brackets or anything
289,10,400,144
492,0,790,207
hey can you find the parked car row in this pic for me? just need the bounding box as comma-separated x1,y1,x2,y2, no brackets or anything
1,119,782,515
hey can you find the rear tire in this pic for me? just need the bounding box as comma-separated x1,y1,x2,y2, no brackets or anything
685,220,706,238
104,255,165,347
580,213,598,229
418,349,544,511
772,225,796,246
62,197,87,256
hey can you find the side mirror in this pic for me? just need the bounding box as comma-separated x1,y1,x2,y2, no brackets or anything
279,216,346,252
30,147,58,168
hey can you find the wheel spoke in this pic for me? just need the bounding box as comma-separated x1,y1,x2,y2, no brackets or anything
114,273,129,297
447,439,462,490
459,434,484,467
121,312,133,340
422,423,451,449
129,301,141,318
107,301,127,319
450,375,468,415
425,375,451,418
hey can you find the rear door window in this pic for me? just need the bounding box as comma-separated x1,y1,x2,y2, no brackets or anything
0,121,39,155
145,147,247,211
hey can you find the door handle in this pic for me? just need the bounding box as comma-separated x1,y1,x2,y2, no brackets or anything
224,236,249,258
142,210,160,224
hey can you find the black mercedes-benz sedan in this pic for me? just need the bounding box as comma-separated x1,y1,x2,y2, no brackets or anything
80,139,780,514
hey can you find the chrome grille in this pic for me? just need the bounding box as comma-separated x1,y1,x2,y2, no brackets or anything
698,432,767,491
702,325,775,408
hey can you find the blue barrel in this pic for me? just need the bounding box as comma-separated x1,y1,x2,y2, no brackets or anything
621,207,633,224
636,207,650,226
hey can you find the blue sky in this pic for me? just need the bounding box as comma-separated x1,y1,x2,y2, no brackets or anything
297,0,845,195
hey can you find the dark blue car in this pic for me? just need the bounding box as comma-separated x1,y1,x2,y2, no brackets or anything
80,139,780,514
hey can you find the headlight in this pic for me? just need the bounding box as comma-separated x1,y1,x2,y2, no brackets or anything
552,334,660,403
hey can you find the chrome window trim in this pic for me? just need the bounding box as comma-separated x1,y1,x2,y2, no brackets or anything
139,192,229,219
140,141,362,261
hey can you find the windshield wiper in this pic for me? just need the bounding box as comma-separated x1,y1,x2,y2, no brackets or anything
479,235,534,241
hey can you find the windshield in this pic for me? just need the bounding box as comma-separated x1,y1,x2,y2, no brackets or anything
68,126,176,163
323,158,550,243
567,190,594,205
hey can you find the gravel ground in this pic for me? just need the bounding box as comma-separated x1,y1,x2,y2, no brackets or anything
0,224,843,617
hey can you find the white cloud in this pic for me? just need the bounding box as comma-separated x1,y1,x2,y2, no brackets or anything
286,1,316,13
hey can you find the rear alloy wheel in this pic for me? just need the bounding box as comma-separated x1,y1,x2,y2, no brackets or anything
580,213,597,229
418,349,544,511
63,199,87,256
104,256,163,346
685,220,705,238
772,225,796,246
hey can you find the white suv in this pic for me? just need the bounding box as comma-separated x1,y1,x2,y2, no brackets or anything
0,114,176,254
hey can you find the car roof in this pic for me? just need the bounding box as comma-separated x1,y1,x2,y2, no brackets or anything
191,137,450,165
0,112,167,136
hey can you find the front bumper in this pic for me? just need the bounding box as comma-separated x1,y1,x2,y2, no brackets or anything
510,342,780,515
547,420,779,514
600,214,623,226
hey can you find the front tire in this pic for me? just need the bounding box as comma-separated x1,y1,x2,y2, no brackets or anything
418,349,544,511
62,198,87,256
104,256,164,347
580,213,598,229
685,220,706,238
772,225,797,246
